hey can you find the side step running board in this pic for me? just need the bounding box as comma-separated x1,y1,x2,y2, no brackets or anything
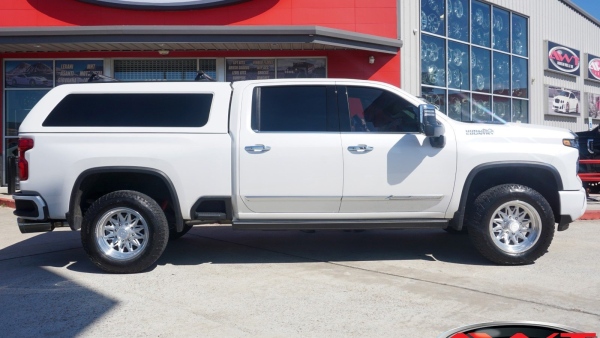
232,219,449,230
194,212,227,220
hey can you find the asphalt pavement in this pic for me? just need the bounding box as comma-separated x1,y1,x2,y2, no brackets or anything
0,206,599,337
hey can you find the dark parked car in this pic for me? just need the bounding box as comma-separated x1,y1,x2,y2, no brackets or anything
577,127,600,193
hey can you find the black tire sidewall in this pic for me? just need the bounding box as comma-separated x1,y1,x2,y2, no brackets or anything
81,190,169,273
467,184,555,264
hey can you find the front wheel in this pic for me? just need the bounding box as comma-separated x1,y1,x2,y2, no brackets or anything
466,184,555,265
81,190,169,273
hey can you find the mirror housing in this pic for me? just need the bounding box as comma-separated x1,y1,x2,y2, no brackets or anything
420,104,445,137
420,104,446,148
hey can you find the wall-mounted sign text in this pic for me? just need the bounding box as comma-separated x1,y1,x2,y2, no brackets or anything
78,0,249,10
56,60,104,85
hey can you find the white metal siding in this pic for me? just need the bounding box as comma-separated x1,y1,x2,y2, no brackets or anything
401,0,600,132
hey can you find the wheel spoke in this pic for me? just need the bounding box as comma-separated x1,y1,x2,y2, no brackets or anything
96,207,151,260
487,198,542,254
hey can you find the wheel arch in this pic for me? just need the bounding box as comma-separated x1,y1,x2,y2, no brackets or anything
68,167,183,232
451,162,562,231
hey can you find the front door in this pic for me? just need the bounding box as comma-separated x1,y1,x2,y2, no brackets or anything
238,84,343,214
338,85,457,217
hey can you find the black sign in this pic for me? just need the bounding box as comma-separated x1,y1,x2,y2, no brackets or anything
547,41,581,76
77,0,249,10
226,59,275,82
56,60,104,85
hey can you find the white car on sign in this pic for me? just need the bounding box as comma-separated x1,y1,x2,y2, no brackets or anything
552,90,579,114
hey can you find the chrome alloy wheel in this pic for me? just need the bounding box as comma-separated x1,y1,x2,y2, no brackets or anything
95,207,149,261
489,200,541,254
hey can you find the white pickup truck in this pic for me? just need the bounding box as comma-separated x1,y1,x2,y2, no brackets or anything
13,79,586,273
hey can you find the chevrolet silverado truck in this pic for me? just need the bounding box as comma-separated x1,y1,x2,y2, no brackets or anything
13,79,586,273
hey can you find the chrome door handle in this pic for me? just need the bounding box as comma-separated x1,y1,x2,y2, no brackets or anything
347,144,373,153
245,144,271,153
588,139,594,154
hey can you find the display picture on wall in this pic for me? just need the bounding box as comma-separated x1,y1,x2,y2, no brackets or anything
586,92,600,119
546,85,581,117
5,60,53,88
546,41,581,76
56,60,104,85
276,58,326,78
225,59,275,82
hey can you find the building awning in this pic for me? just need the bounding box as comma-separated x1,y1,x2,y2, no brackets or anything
0,25,403,54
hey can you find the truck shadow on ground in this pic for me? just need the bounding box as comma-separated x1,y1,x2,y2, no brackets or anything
0,226,492,275
155,226,492,268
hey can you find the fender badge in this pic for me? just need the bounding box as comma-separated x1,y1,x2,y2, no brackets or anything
466,128,494,136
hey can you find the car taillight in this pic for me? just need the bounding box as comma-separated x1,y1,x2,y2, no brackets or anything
18,138,34,180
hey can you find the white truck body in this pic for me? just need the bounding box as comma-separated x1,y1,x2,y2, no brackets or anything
13,79,587,272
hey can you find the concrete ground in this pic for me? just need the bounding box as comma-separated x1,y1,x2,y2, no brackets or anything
0,206,598,337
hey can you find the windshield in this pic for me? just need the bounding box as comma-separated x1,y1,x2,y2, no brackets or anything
557,90,570,97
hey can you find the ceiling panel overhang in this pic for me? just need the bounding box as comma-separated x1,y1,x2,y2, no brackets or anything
0,25,403,54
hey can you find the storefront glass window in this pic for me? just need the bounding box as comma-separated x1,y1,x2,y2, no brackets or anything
114,59,199,81
448,41,470,90
422,0,446,36
512,56,528,98
493,8,510,52
493,52,510,95
493,96,511,122
448,91,470,121
448,0,469,42
472,93,492,121
513,99,529,122
471,1,491,47
472,47,490,93
512,14,528,57
5,91,49,137
421,35,446,87
422,87,447,113
421,0,529,123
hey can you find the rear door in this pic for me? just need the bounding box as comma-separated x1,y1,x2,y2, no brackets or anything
237,83,343,214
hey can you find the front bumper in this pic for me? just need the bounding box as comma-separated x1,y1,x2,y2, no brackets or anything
558,187,587,228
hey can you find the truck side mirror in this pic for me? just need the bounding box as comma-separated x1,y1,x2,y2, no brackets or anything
420,104,446,148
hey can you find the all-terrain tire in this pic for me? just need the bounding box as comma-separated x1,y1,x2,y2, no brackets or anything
81,190,169,273
466,184,555,265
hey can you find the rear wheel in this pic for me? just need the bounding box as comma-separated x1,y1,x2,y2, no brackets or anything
466,184,555,265
81,190,169,273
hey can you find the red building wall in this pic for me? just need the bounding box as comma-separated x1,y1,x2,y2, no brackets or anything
0,0,401,153
0,0,398,38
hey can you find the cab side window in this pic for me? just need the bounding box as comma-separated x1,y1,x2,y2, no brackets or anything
344,86,419,133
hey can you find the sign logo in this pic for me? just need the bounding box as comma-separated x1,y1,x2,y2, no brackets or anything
77,0,249,10
588,54,600,81
440,321,596,338
549,46,580,73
